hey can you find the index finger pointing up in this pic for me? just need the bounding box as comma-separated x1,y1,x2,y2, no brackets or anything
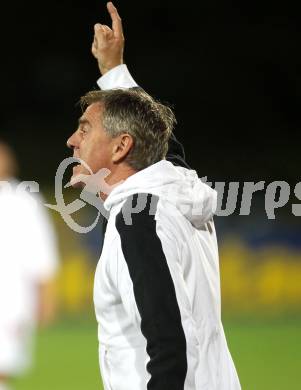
107,2,123,38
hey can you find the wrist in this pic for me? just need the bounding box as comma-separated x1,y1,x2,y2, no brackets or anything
98,59,124,75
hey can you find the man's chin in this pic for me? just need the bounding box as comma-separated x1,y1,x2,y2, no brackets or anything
70,180,85,189
69,173,88,189
69,164,91,188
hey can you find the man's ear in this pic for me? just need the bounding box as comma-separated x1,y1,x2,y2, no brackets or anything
111,133,134,163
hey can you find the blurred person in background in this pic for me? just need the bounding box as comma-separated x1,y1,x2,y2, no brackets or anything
0,140,59,390
66,2,241,389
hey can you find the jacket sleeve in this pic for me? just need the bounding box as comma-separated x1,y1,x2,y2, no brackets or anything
97,64,138,90
115,193,188,390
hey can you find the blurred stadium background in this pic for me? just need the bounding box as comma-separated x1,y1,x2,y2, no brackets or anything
1,1,300,389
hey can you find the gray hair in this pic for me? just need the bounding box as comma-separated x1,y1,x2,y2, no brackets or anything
80,88,176,171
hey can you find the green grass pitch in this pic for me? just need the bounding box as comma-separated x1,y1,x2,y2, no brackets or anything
13,318,301,390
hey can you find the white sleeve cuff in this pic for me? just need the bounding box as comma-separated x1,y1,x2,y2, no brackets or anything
97,64,138,90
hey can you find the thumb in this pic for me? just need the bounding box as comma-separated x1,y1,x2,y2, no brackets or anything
94,23,102,31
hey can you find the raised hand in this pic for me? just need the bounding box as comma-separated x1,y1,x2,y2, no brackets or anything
91,2,124,75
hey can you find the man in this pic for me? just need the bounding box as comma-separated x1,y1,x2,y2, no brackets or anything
0,141,59,390
67,2,241,389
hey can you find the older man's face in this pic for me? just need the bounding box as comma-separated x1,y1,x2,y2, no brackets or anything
67,103,114,186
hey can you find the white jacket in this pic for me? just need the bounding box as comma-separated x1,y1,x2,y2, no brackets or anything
94,160,241,390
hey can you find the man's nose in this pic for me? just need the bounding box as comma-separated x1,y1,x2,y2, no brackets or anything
66,132,77,149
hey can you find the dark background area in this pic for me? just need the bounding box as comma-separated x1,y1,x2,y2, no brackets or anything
1,0,300,187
